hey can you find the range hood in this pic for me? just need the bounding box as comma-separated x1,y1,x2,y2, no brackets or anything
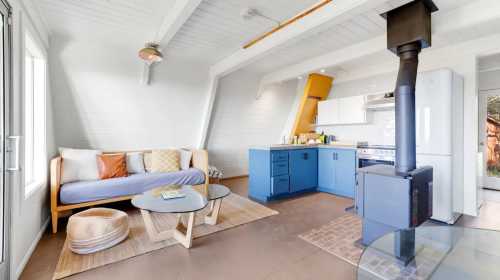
364,92,395,110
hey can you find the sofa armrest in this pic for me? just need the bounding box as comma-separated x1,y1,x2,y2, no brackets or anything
50,156,62,211
192,149,209,186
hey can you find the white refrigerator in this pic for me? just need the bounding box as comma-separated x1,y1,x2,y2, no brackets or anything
415,69,464,224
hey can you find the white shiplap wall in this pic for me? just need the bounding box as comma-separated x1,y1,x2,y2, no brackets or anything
50,36,211,151
206,69,298,177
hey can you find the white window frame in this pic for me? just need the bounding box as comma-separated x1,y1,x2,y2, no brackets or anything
23,31,47,198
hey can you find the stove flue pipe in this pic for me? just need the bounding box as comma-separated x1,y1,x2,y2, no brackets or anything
394,43,421,174
383,0,437,174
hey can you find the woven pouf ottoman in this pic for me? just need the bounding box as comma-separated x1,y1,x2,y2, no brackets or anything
67,208,129,254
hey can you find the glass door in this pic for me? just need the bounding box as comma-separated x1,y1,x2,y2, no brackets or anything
0,0,11,278
479,90,500,190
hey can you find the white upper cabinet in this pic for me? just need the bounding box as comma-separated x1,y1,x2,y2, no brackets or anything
317,95,367,125
317,98,340,125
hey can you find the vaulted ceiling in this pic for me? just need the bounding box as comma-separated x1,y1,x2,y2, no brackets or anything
36,0,473,74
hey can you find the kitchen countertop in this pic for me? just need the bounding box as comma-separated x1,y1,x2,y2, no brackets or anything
250,144,357,151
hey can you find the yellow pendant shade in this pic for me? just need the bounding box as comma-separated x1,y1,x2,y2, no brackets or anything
138,43,163,63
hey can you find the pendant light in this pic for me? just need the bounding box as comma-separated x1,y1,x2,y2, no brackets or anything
138,42,163,64
138,42,163,85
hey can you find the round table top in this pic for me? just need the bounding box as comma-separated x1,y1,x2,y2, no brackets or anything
132,185,207,213
357,226,500,280
207,184,231,201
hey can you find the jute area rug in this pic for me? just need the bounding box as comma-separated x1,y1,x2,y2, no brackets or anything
299,214,442,280
54,193,278,279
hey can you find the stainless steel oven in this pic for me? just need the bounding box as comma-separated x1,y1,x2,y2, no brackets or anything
357,145,395,168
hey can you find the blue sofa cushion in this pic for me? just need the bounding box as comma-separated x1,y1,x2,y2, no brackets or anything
60,168,206,204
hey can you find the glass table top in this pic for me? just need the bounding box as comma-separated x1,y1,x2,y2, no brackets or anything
207,184,231,201
357,226,500,280
132,185,208,213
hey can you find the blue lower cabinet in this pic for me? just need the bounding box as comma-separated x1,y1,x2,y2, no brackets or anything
271,175,290,195
289,149,318,192
318,149,335,193
334,149,356,198
317,148,356,198
271,160,289,176
249,149,273,202
249,147,355,202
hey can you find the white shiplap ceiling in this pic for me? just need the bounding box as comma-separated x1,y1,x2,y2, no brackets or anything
163,0,321,64
35,0,472,74
244,0,471,74
36,0,178,47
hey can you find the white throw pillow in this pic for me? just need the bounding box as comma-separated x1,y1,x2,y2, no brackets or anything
126,152,145,174
179,149,192,170
59,148,102,184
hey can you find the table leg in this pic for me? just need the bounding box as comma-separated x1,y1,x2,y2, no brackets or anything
140,209,174,242
205,198,223,225
173,212,195,248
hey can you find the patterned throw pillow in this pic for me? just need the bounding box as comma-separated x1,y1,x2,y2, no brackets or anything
151,149,180,173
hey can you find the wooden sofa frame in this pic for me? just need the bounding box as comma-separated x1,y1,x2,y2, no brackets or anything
50,149,209,233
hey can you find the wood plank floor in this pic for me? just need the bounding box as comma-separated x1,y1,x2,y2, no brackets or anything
19,178,500,280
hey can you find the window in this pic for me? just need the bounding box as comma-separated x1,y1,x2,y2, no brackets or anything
24,32,46,196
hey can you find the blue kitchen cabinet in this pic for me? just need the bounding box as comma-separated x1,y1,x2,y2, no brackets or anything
249,149,291,202
249,147,356,202
317,148,356,198
289,149,318,192
318,149,335,192
249,149,273,202
249,148,317,202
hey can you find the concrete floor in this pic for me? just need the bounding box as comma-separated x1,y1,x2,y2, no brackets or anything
19,178,500,280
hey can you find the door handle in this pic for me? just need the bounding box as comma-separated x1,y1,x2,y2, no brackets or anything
303,153,308,160
7,136,21,172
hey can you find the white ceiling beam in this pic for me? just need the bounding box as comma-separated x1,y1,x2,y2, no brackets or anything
210,0,392,77
261,0,500,85
154,0,203,45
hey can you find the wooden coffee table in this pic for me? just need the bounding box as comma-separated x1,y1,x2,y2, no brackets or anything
131,185,207,248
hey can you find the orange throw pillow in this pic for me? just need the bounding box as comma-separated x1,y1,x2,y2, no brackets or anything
97,153,128,180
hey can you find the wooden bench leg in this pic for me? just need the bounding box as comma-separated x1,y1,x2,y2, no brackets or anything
51,211,59,234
